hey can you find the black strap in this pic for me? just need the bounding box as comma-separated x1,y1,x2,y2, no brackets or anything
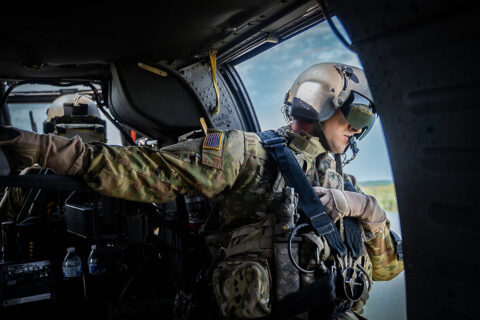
343,181,364,259
258,130,347,256
390,230,404,261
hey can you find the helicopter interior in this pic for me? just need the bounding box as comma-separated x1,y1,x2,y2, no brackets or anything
0,0,478,319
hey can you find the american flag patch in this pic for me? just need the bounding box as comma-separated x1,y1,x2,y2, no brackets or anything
202,132,224,150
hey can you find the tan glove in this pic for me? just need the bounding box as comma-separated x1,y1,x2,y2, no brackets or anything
0,125,88,175
313,186,387,234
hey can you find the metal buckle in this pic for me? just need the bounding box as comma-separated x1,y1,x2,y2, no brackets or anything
262,136,286,148
310,212,334,236
335,254,368,302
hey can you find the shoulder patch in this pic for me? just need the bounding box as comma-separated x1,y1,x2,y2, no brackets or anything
203,132,224,150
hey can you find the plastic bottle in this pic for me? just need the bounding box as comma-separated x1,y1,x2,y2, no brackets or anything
62,247,82,278
184,195,206,232
87,244,103,274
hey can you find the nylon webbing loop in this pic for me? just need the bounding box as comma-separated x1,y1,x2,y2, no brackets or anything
343,181,363,259
224,238,273,258
258,130,347,256
209,50,220,114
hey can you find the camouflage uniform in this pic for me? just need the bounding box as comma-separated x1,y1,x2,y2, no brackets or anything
1,124,402,318
67,126,403,318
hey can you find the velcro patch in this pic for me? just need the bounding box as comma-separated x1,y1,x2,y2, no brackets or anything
203,132,224,150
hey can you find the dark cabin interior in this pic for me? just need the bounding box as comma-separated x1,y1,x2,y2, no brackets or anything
1,1,478,318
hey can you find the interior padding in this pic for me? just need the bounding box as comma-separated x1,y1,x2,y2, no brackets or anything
108,63,204,139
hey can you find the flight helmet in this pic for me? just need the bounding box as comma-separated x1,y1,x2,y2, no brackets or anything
284,62,377,142
43,93,107,143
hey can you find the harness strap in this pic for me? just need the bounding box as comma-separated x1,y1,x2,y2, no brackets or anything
258,130,347,256
390,230,404,261
209,50,220,114
224,238,273,258
230,217,273,239
302,232,331,261
343,181,364,259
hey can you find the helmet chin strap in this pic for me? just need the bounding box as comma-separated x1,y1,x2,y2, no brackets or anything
313,122,331,152
335,136,359,175
342,136,359,166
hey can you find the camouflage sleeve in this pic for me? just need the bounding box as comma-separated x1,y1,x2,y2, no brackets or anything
344,173,404,281
78,130,246,203
343,173,362,193
365,220,404,281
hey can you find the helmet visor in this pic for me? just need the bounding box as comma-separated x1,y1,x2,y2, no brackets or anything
340,92,376,140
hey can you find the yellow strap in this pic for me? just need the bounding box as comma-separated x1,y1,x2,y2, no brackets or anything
137,62,168,77
209,50,220,114
199,117,208,135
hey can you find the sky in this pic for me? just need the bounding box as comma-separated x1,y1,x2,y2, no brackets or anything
234,19,394,183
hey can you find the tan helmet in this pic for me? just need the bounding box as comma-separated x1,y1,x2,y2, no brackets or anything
285,62,376,140
43,93,107,143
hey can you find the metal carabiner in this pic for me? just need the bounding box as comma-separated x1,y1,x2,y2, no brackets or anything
336,253,368,302
288,223,330,274
288,223,316,273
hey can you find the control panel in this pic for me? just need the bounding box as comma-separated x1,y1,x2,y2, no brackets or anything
0,260,54,307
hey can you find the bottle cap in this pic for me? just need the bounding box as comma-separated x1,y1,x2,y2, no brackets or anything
67,247,75,253
91,244,96,250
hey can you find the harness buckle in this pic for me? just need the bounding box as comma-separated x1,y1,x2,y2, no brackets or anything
310,212,335,236
335,253,368,302
261,136,286,148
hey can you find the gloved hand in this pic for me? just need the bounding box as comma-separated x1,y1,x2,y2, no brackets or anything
313,186,387,234
0,125,88,175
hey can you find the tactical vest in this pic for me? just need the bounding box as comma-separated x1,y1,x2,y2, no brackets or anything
210,128,373,319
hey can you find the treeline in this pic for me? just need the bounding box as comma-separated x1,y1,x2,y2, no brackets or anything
358,180,398,213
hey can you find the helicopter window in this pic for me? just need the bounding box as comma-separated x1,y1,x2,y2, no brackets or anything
234,17,406,320
7,84,122,145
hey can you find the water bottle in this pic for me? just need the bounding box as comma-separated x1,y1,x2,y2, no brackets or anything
184,195,207,233
87,244,103,274
62,247,82,278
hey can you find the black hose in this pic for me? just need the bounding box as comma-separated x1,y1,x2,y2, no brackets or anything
318,0,356,52
82,82,135,146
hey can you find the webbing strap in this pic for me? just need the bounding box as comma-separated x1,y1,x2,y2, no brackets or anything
209,50,220,115
258,130,347,256
231,223,272,240
225,238,273,258
343,181,364,259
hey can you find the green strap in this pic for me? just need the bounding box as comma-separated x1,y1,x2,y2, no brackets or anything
225,238,273,258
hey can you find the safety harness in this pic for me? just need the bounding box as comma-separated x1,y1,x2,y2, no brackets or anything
258,130,347,256
258,130,370,305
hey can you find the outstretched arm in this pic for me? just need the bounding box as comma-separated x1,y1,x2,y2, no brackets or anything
1,126,245,203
